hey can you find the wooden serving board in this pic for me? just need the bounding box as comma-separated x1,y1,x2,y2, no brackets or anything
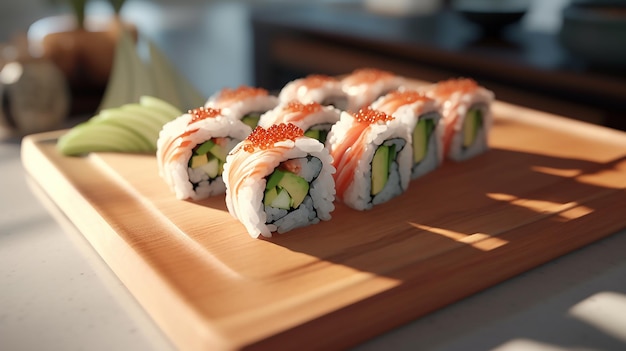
21,100,626,351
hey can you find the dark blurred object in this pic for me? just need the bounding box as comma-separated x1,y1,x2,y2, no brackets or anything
0,49,70,138
559,0,626,69
26,0,135,118
28,15,137,116
452,0,529,35
364,0,444,16
251,2,626,131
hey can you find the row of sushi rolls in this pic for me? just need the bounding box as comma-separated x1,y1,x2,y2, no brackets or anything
58,68,495,239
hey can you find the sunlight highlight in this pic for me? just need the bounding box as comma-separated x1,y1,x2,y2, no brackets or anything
576,167,626,189
532,158,626,190
569,291,626,343
493,338,572,351
487,192,574,214
486,193,594,222
531,166,582,178
410,223,508,251
556,205,594,222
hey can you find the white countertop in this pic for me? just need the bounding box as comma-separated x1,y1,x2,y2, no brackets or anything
2,135,626,351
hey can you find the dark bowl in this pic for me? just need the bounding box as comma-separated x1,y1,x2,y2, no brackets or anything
559,0,626,68
453,0,529,34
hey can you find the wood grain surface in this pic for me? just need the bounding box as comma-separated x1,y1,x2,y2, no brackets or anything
21,100,626,351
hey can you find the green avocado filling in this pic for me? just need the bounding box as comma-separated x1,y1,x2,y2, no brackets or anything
241,112,262,129
371,143,396,196
412,117,436,164
463,107,483,148
263,168,310,209
304,129,329,144
188,139,228,178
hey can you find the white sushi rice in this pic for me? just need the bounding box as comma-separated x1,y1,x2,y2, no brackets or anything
156,112,252,200
326,111,412,211
223,136,336,238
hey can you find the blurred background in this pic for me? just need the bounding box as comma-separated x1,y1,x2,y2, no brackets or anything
1,0,625,135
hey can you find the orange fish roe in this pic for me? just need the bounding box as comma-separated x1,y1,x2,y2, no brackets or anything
244,123,304,152
354,107,395,124
218,86,268,101
346,68,394,84
432,78,478,99
188,107,222,124
301,74,337,89
283,101,323,114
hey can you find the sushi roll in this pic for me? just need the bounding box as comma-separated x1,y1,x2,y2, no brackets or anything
257,101,341,144
278,74,349,111
421,78,494,162
370,89,444,179
326,108,412,211
157,107,251,200
341,68,405,112
223,123,336,238
204,85,279,129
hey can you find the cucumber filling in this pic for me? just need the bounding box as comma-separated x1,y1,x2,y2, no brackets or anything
462,106,484,148
188,138,228,181
412,113,438,164
370,138,405,197
304,125,331,144
264,156,323,225
263,169,309,209
241,112,263,129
